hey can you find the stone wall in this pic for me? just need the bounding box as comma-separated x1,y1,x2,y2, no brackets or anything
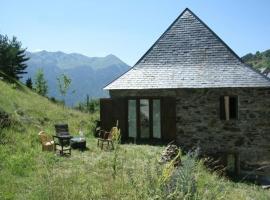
110,88,270,169
174,88,270,168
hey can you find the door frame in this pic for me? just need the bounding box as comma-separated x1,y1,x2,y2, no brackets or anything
100,97,176,142
127,97,162,140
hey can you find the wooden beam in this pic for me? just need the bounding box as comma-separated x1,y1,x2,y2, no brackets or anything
149,99,153,139
224,96,230,120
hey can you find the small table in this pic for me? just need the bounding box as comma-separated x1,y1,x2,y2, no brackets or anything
70,136,86,150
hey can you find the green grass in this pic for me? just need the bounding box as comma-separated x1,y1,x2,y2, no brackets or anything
0,77,270,199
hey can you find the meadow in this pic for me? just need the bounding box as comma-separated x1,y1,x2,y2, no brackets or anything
0,78,270,200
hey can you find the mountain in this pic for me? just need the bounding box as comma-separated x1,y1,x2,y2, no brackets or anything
22,51,130,106
22,49,269,107
242,49,270,77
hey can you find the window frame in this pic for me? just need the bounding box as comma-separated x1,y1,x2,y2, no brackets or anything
127,97,162,140
220,95,239,120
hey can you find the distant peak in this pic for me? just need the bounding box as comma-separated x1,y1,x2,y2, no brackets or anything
106,54,117,58
30,50,47,54
55,50,65,54
30,50,67,55
31,49,46,53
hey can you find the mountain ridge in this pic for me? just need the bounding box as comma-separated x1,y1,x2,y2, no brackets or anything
26,50,127,70
22,49,270,106
23,51,130,106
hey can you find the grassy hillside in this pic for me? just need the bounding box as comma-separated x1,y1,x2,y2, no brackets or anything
0,76,270,199
242,49,270,70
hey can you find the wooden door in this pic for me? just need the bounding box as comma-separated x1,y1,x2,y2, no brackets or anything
100,98,127,139
113,98,127,139
161,97,176,142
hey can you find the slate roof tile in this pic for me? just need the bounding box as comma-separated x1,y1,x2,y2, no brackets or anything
105,8,270,90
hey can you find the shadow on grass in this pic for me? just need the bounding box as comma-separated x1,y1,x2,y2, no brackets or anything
72,146,90,152
122,138,170,147
0,72,27,92
227,171,270,186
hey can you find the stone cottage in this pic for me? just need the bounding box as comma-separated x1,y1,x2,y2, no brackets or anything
101,8,270,172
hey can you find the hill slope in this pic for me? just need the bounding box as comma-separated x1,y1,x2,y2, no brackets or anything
242,49,270,77
1,76,270,199
22,51,130,106
0,71,92,131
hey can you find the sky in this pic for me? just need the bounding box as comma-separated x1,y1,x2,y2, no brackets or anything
1,0,270,66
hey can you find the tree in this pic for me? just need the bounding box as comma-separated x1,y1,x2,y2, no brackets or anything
34,69,48,96
86,94,90,109
86,94,92,112
265,50,270,58
255,51,262,60
0,34,29,79
57,74,72,105
25,78,33,89
85,94,96,113
89,99,96,113
266,59,270,70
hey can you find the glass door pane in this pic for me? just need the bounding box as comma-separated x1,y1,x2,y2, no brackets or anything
153,99,161,138
140,99,150,138
128,100,137,138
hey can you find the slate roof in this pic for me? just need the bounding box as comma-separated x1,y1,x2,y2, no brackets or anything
104,8,270,90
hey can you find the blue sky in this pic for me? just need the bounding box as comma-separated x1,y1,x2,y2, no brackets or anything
1,0,270,65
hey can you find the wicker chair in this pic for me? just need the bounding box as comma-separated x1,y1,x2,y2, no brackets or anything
38,131,55,151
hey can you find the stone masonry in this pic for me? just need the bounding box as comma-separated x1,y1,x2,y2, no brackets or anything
110,88,270,170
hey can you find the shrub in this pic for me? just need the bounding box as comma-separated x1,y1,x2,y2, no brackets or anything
112,127,121,179
0,109,11,129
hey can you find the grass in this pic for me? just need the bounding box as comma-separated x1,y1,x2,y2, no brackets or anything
1,78,270,199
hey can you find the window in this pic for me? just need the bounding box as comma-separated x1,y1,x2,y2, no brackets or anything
220,96,238,120
128,98,161,140
152,99,161,139
128,100,137,138
140,99,150,138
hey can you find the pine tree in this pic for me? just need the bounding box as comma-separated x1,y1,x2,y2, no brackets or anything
0,34,29,79
86,94,90,112
34,69,48,96
25,78,33,89
89,100,96,113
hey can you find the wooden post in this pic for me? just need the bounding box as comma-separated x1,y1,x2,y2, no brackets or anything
224,96,230,120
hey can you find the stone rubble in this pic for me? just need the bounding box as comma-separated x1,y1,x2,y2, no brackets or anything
159,144,181,166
